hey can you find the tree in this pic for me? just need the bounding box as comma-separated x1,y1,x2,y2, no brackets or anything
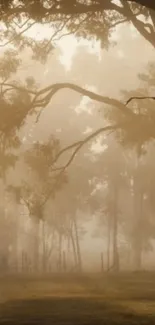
0,0,154,174
8,137,67,272
0,1,154,53
1,0,155,275
89,136,128,271
100,60,155,269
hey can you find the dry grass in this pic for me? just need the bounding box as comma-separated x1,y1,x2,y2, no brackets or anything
0,272,155,324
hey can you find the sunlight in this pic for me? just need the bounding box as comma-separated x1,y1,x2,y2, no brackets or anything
75,85,98,114
91,136,107,154
25,24,101,69
58,36,78,70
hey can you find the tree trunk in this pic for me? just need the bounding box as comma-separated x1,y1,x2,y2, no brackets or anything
69,228,78,269
33,218,40,273
112,186,119,272
133,190,144,270
42,221,47,273
73,216,82,272
58,232,62,272
107,215,111,271
74,219,82,272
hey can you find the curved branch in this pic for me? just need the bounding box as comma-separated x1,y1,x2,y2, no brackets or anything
51,121,132,172
34,82,134,116
126,95,155,105
40,123,124,207
0,81,134,118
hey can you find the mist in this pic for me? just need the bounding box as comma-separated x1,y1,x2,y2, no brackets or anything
0,1,155,323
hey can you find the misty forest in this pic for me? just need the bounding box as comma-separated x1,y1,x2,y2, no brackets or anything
1,0,155,324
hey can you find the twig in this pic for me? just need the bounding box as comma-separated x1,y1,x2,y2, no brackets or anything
126,96,155,105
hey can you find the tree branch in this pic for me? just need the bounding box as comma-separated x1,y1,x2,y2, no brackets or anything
40,119,133,208
0,21,36,47
0,0,154,52
0,82,36,96
126,96,155,105
51,123,124,172
127,0,155,11
0,80,134,119
120,0,155,47
3,1,155,20
55,119,136,171
33,82,134,117
2,1,124,20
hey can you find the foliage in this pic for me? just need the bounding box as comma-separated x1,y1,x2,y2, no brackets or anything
8,137,68,220
0,0,154,61
102,61,155,155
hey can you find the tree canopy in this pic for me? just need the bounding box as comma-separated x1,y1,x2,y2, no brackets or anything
0,0,155,50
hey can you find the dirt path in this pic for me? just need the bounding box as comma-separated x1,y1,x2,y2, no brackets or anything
0,273,155,324
0,296,154,325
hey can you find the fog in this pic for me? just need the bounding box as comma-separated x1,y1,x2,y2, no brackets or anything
2,22,154,272
0,19,155,275
1,1,155,323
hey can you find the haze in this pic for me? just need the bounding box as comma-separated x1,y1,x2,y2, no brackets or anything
1,1,155,323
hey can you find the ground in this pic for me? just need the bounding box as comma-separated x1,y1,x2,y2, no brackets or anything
0,272,155,324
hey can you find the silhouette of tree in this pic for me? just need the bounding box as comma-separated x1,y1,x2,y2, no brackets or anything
0,0,154,53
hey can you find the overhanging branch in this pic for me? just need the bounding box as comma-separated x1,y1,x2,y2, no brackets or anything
0,81,134,122
33,82,134,117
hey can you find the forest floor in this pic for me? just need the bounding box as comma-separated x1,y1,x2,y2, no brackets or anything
0,272,155,324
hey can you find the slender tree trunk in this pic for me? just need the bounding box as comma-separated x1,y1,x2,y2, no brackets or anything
1,140,9,271
73,216,82,272
133,190,144,270
46,228,55,272
58,232,62,272
112,186,119,272
33,218,40,273
101,252,104,272
67,231,71,262
107,215,111,271
70,228,78,269
42,221,47,273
